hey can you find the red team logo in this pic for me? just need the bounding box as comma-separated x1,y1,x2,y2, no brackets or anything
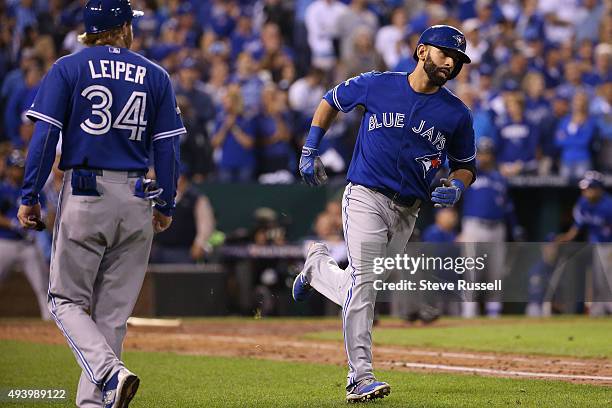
415,153,443,178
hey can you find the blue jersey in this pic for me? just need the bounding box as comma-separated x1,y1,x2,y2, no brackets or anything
462,169,512,221
555,116,597,164
26,45,185,171
573,193,612,243
323,71,476,201
495,117,539,165
215,114,256,170
422,224,457,242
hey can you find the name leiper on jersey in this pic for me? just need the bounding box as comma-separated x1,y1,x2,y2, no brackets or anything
26,45,185,172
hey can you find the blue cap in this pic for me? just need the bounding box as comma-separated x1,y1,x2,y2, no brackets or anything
84,0,144,34
579,171,604,190
413,25,471,79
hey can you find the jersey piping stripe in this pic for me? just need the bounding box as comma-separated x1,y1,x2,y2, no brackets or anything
49,295,100,385
26,110,63,130
152,127,186,140
47,182,100,386
332,85,346,112
447,151,476,163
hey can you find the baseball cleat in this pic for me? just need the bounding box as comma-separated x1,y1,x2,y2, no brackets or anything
102,368,140,408
292,272,312,302
346,379,391,403
292,242,328,301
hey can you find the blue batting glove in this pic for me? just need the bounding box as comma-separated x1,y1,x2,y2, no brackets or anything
431,178,465,208
299,146,328,186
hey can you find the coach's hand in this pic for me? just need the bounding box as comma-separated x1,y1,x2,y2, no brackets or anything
299,146,328,186
432,178,465,208
17,204,44,230
152,210,172,233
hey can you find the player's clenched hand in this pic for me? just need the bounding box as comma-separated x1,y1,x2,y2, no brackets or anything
152,210,172,233
17,204,44,230
431,178,465,208
299,146,328,186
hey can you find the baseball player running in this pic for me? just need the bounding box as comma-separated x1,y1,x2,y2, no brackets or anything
17,1,184,407
293,25,476,403
0,150,50,321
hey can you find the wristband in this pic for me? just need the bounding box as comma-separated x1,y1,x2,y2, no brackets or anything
304,126,326,149
450,179,466,192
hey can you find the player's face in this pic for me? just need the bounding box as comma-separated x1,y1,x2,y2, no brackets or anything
423,46,456,87
582,187,602,203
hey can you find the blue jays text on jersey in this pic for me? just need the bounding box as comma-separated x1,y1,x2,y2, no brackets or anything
25,45,184,171
323,71,476,201
573,193,612,243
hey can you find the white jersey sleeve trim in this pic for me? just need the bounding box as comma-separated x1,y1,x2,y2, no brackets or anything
447,151,476,163
332,85,346,112
26,110,63,130
152,127,186,141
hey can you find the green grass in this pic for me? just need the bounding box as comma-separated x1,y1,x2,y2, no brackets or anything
306,317,612,359
0,340,610,407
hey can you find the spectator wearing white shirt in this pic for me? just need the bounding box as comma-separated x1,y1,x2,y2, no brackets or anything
375,7,407,70
463,18,488,65
288,68,326,118
304,0,347,70
337,0,379,63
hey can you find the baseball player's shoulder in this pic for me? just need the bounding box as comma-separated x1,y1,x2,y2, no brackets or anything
440,86,472,118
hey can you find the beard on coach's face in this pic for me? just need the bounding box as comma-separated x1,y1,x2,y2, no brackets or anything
423,52,452,87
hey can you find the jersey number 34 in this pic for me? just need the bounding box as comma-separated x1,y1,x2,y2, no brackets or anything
80,85,147,141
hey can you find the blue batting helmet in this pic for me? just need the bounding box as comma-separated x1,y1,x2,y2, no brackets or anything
83,0,144,34
413,25,471,79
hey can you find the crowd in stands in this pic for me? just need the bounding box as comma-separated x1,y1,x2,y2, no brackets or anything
1,0,610,183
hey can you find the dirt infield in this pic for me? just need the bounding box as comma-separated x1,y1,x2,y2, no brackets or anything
2,319,611,386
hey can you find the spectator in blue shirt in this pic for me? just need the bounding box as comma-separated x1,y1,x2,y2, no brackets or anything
230,11,259,60
539,91,571,174
212,85,256,182
495,93,539,177
555,91,597,179
3,59,42,146
254,84,296,183
522,71,551,127
252,23,296,88
422,208,458,243
231,51,265,118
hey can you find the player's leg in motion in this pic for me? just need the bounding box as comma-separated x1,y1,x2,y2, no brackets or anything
301,184,418,401
18,243,51,320
48,172,153,407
